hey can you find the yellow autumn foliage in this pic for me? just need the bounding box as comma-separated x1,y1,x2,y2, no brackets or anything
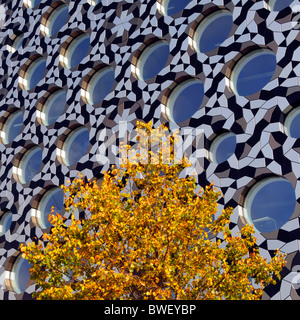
21,121,286,300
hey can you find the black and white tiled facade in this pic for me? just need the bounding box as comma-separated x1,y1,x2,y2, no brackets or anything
0,0,300,299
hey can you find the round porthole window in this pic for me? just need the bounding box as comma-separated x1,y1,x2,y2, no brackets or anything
40,1,69,37
210,132,236,164
132,39,169,81
267,0,293,11
157,0,191,16
0,211,12,236
81,65,115,106
7,31,24,53
59,31,90,69
13,146,43,184
23,0,43,9
5,253,31,294
164,78,204,124
36,87,66,126
230,49,277,97
19,54,47,91
243,177,296,233
284,107,300,139
32,187,64,229
0,109,23,145
190,9,233,54
57,126,89,166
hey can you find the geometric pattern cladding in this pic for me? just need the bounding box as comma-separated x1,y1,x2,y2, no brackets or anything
1,0,300,299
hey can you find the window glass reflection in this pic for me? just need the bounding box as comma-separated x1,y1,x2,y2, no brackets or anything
24,0,43,9
244,177,296,233
231,49,277,96
82,66,115,106
268,0,293,11
17,146,43,184
210,132,236,164
1,110,23,144
7,32,24,53
284,107,300,139
160,0,191,16
61,127,89,166
166,78,204,124
36,188,64,229
38,89,66,126
41,2,69,37
193,10,232,53
0,211,12,235
19,56,47,91
136,40,169,80
11,256,31,294
60,33,90,69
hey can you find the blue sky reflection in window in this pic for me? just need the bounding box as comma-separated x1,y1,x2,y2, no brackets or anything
193,10,233,53
244,177,296,233
231,49,277,96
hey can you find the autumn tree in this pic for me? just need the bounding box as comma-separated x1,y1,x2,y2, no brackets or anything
21,121,286,300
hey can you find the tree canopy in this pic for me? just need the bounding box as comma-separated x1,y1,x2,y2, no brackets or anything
21,121,286,300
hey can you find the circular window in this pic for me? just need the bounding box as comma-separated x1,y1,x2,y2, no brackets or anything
132,39,169,81
41,1,69,37
19,54,47,91
13,146,43,184
59,31,90,69
164,78,204,124
36,87,66,126
81,65,115,106
7,31,24,53
5,254,31,294
267,0,293,11
57,126,89,166
0,109,23,145
210,132,236,164
0,211,12,236
32,187,64,229
190,10,233,54
230,49,277,96
243,177,296,233
23,0,43,9
284,107,300,139
157,0,191,16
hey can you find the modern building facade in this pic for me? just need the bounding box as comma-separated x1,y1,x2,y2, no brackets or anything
0,0,300,299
